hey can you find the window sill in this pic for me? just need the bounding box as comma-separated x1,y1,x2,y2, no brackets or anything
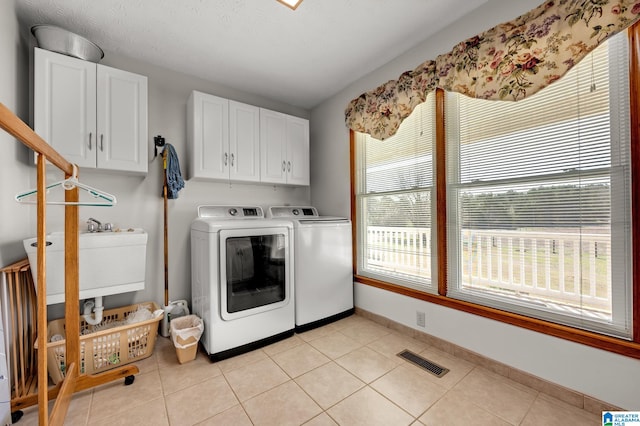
355,274,640,360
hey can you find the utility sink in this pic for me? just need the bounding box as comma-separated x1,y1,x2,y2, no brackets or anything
23,228,147,305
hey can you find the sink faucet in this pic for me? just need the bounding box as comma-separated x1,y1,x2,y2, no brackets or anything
87,218,114,232
87,218,101,233
87,217,113,232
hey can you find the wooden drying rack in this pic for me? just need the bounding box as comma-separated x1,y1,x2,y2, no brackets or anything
0,103,139,425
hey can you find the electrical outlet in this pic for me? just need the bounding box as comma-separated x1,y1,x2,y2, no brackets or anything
416,311,426,327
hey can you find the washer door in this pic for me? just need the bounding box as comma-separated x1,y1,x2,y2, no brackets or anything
219,227,291,320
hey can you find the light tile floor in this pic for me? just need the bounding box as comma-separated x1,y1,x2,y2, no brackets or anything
18,315,600,425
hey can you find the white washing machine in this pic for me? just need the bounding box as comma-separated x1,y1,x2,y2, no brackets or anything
191,205,295,361
268,206,354,332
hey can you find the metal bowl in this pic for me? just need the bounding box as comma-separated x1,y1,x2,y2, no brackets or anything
31,25,104,63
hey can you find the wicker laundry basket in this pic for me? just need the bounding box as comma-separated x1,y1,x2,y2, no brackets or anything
37,301,162,384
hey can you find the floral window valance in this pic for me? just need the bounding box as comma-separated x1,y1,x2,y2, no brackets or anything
345,0,640,141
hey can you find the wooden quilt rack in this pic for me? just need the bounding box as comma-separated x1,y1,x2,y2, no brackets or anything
0,103,139,425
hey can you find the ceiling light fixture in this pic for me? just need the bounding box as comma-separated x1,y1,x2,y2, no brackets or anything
276,0,303,10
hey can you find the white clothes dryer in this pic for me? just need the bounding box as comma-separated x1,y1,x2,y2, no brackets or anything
191,206,294,361
268,206,354,332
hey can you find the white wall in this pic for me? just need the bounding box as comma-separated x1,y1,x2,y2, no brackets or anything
0,0,32,268
309,0,640,410
4,25,311,319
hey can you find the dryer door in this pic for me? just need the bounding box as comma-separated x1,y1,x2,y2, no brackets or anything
219,227,291,320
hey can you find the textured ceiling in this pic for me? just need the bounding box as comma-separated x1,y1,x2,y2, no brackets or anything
16,0,488,110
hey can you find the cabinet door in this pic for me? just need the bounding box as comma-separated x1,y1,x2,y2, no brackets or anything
188,91,229,180
96,65,148,173
229,101,260,182
259,108,287,184
34,48,96,167
285,116,310,186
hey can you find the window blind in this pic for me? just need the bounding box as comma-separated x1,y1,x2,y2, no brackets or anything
355,95,437,291
445,31,632,338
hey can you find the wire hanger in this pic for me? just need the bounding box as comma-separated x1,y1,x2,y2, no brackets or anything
15,165,117,206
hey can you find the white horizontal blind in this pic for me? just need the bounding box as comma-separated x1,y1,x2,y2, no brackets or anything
445,31,632,338
355,95,436,291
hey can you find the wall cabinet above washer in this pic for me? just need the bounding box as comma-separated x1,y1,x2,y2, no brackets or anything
259,109,310,186
187,91,260,182
187,90,309,186
33,48,148,174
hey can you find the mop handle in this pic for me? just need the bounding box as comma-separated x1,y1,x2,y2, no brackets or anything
163,148,169,307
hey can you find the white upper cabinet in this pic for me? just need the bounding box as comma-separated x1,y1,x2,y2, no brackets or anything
188,91,260,182
284,115,310,186
260,108,309,186
229,100,260,182
34,47,148,174
259,108,287,184
187,90,309,186
34,48,96,167
96,65,148,173
188,91,229,180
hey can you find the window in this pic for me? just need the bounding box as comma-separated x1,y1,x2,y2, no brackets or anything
445,31,632,338
354,95,436,291
353,30,636,344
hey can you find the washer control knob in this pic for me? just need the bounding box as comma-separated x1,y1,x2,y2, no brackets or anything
292,209,300,215
229,208,238,216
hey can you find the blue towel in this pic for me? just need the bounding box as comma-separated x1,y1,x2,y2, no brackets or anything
164,144,184,199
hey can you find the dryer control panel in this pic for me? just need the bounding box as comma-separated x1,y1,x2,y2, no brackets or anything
291,207,316,217
198,205,265,219
268,206,318,218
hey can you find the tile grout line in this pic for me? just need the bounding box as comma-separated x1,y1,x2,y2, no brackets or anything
83,388,95,426
294,359,365,416
412,362,478,422
155,349,173,424
264,342,330,422
515,391,542,426
317,325,429,423
471,366,518,425
367,377,420,423
265,324,412,423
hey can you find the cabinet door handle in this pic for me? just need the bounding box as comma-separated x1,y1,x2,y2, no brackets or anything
282,161,286,172
230,153,235,167
100,134,104,151
224,153,228,166
287,161,291,172
88,132,92,150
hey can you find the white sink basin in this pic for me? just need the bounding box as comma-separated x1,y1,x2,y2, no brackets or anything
23,228,148,305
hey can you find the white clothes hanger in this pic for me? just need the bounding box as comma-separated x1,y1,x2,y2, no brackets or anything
15,165,117,206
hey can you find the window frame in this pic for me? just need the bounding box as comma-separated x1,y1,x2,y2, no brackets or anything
349,23,640,359
353,100,438,293
445,33,631,339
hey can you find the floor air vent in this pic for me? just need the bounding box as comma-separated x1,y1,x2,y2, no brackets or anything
397,350,449,378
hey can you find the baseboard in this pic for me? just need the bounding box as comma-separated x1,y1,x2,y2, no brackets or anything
354,307,623,415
